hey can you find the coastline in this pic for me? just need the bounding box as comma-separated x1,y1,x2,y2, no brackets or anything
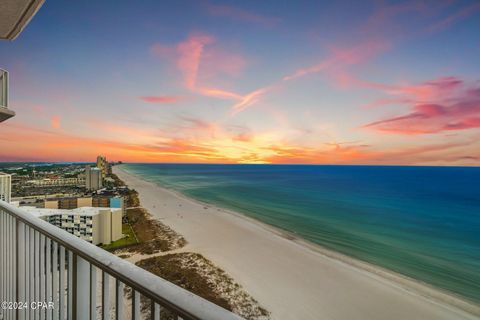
114,165,480,320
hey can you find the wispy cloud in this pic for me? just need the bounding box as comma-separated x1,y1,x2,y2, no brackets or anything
175,33,216,90
427,2,480,33
151,33,273,115
354,76,464,108
283,40,390,82
140,96,184,104
364,78,480,134
230,86,273,115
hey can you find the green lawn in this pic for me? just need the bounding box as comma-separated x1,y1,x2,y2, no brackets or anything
102,223,138,251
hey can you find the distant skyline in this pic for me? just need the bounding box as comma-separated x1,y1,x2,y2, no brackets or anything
1,0,479,165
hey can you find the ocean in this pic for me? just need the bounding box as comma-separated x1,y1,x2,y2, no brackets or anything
122,163,480,303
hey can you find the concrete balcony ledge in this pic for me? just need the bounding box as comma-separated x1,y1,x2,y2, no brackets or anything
0,106,15,123
0,0,45,40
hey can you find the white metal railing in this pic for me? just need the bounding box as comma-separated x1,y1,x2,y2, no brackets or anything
0,69,7,108
0,200,242,320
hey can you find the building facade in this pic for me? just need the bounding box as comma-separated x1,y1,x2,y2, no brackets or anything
0,172,12,203
96,155,111,177
21,206,122,245
43,195,124,213
27,177,85,187
85,166,103,190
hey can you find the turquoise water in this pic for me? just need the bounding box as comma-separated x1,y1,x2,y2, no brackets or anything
123,163,480,303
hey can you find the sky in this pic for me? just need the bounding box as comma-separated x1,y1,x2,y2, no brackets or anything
0,0,480,165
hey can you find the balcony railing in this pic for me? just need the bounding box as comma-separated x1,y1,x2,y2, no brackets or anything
0,200,242,320
0,69,15,122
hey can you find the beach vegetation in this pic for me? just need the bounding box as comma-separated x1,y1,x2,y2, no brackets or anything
135,253,270,320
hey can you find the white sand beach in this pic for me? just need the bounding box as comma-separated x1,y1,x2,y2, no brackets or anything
114,166,480,320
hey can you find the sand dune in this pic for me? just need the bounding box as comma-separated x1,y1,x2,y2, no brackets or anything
114,166,479,320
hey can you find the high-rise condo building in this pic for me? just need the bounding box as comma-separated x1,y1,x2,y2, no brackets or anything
96,155,110,177
85,166,103,191
0,172,12,203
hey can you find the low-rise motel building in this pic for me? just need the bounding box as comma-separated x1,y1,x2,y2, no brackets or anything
26,177,85,187
19,206,123,245
44,195,126,216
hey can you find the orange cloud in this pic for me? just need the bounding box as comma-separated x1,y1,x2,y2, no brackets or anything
1,120,478,166
195,87,243,100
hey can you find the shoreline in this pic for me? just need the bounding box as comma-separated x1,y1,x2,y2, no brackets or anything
114,165,480,320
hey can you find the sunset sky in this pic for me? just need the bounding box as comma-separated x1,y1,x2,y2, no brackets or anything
1,0,479,165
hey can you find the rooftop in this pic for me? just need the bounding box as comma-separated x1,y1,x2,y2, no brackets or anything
20,206,120,217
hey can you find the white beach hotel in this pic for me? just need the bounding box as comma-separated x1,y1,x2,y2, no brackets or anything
20,206,122,245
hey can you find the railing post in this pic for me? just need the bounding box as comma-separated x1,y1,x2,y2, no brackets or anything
16,221,26,320
72,254,89,320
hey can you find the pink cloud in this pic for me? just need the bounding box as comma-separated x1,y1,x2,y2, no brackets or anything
176,33,216,90
362,97,415,109
140,96,183,104
428,2,480,33
385,77,463,102
341,76,464,108
168,33,247,93
150,33,271,115
201,46,247,79
281,1,475,90
205,3,280,28
283,40,390,81
364,79,480,134
151,33,250,101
